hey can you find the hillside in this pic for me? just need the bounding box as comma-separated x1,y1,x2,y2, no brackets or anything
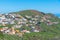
0,10,60,40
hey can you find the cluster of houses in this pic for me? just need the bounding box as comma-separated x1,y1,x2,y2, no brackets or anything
0,13,59,36
41,15,59,25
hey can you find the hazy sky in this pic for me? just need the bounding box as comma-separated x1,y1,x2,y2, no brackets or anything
0,0,60,14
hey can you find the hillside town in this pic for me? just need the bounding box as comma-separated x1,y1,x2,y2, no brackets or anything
0,13,59,37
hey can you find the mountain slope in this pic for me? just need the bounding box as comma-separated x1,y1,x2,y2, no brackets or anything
0,10,60,40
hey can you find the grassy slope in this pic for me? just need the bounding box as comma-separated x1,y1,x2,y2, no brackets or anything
23,32,60,40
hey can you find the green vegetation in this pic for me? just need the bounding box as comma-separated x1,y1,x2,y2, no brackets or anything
23,32,60,40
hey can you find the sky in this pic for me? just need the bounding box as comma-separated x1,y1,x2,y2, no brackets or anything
0,0,60,14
